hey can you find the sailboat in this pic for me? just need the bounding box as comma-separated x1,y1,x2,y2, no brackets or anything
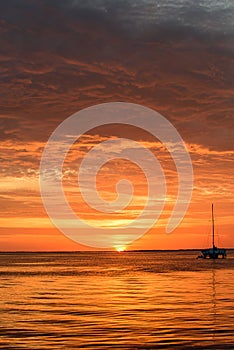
197,204,227,259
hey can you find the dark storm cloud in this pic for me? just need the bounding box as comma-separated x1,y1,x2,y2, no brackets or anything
0,0,233,150
50,0,234,40
1,0,233,49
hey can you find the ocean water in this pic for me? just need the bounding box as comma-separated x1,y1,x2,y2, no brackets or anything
0,251,233,349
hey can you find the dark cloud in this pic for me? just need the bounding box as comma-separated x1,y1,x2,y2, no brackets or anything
0,0,233,152
0,116,20,140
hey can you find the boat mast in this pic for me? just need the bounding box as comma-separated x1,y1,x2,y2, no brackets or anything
212,203,215,249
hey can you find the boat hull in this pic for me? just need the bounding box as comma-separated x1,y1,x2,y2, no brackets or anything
200,247,226,259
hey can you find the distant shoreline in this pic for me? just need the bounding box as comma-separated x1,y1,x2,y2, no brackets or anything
0,249,233,253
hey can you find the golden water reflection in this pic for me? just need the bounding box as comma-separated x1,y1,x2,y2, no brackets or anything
0,251,233,348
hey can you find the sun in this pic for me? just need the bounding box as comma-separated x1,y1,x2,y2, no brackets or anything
115,246,126,252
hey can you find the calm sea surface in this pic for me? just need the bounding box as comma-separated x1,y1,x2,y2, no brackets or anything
0,251,233,349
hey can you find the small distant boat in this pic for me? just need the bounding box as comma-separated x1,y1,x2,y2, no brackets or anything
197,204,227,259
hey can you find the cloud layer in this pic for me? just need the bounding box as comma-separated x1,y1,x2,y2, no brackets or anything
0,0,233,249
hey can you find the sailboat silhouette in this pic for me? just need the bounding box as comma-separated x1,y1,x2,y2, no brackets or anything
198,204,227,259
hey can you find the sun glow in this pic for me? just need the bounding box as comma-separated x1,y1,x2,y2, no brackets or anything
115,246,126,252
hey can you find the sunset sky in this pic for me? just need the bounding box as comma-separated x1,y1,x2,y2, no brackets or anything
0,0,233,251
